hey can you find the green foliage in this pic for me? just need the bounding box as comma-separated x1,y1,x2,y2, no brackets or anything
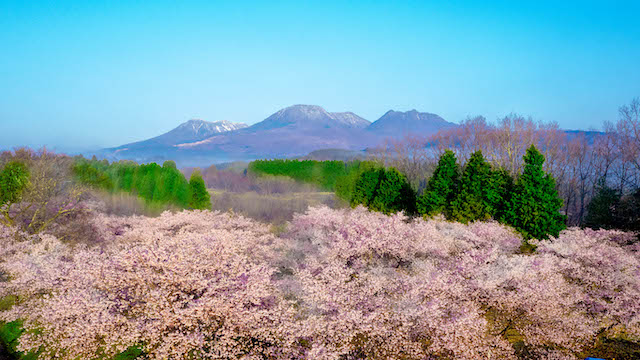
112,346,145,360
450,151,494,223
248,159,350,191
71,161,114,190
0,320,39,359
583,182,639,238
351,167,416,215
188,170,211,210
417,150,459,217
0,161,31,207
335,161,379,203
582,178,621,230
249,159,380,204
162,160,177,169
351,168,382,208
450,151,515,223
0,319,144,359
487,168,514,222
72,158,192,209
505,145,566,240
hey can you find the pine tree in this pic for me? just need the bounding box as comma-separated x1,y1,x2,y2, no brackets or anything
189,170,211,210
351,168,382,208
616,188,640,237
336,161,377,203
506,145,566,240
350,167,416,215
417,150,459,217
582,178,620,230
486,168,514,222
450,151,493,223
370,168,416,215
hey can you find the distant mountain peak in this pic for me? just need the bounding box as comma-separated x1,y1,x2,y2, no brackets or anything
249,104,370,131
367,109,456,138
99,105,452,166
272,104,329,119
173,119,247,138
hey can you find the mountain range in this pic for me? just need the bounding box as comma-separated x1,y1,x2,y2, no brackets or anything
98,105,457,166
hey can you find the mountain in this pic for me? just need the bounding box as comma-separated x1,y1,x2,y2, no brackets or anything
99,119,248,164
367,110,456,138
97,105,456,166
247,105,370,131
135,119,247,146
170,105,374,161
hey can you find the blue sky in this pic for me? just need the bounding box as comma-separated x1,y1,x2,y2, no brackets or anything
1,0,639,152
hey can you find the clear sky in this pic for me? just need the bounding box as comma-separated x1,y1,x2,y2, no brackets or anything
1,0,639,152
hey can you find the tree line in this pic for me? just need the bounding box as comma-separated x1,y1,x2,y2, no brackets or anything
248,145,569,241
248,159,356,191
372,98,640,228
71,157,211,210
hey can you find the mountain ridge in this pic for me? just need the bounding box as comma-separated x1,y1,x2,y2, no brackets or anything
98,105,457,166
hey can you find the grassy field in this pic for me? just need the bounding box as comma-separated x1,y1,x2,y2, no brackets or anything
209,188,345,225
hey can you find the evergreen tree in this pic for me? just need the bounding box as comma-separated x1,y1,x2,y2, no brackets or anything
351,168,382,208
582,178,620,230
450,151,493,223
189,170,211,210
351,167,416,215
417,150,459,217
487,168,514,222
506,145,566,240
370,168,416,215
335,161,378,203
617,188,640,237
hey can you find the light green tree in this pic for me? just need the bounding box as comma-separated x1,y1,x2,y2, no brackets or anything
189,170,211,210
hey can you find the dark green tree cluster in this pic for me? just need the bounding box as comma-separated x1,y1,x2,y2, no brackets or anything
583,179,640,236
350,167,416,215
72,158,209,210
450,151,513,223
334,160,380,202
417,146,565,240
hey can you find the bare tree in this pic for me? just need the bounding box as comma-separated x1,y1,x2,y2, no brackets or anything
1,148,87,234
